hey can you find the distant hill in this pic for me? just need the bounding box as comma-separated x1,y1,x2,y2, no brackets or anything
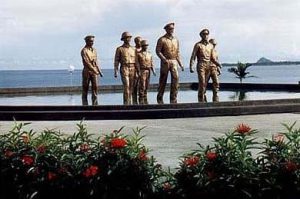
222,57,300,67
256,57,273,64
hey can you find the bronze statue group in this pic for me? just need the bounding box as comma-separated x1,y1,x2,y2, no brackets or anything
81,22,222,105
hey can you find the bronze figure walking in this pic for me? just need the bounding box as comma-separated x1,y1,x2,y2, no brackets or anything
133,36,142,104
114,32,137,105
190,29,221,102
136,40,156,104
156,23,184,104
81,35,103,105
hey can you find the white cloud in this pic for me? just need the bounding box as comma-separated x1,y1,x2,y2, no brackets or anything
1,0,300,69
168,0,300,62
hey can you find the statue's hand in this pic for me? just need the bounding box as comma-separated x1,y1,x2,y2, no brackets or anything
163,59,169,65
217,68,221,76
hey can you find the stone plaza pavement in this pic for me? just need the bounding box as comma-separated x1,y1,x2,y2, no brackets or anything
0,113,299,170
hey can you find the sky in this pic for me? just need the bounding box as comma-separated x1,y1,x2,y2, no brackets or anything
1,0,300,70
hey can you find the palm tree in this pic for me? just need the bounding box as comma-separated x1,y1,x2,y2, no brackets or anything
228,62,255,83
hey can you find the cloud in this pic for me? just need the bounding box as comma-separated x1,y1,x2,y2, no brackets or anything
1,0,300,70
168,0,300,62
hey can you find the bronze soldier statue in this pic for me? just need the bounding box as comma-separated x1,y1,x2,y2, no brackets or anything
133,36,142,104
136,40,156,104
156,22,184,104
81,35,103,105
190,29,221,102
206,38,221,102
114,32,136,105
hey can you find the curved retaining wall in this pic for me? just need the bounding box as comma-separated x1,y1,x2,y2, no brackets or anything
0,83,299,120
1,98,300,121
0,82,299,95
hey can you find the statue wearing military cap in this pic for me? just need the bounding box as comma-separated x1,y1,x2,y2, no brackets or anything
81,35,103,105
190,29,221,102
136,39,156,104
156,22,184,104
132,36,142,105
114,31,137,105
199,29,209,36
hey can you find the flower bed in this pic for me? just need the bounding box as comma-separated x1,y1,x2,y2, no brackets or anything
1,122,300,199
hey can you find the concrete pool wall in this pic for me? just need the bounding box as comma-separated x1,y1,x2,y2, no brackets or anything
0,82,300,95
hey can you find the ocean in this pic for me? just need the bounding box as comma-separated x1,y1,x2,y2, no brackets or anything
1,64,300,88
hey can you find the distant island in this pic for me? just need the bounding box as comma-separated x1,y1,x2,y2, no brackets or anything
222,57,300,66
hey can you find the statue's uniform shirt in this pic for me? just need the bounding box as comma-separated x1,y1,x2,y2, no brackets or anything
136,51,153,69
114,45,136,67
81,47,99,74
190,41,214,66
156,35,180,61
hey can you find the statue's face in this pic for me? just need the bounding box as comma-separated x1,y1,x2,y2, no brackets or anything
86,38,94,47
142,45,148,51
166,27,174,35
201,33,209,42
135,38,142,47
124,37,131,44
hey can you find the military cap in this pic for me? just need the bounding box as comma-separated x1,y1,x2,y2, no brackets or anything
209,38,217,45
199,29,209,36
121,32,132,41
141,40,149,46
164,22,175,30
84,35,95,41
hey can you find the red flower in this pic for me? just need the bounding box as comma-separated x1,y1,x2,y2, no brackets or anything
21,155,34,166
36,145,46,153
183,156,200,167
47,172,57,181
235,123,251,135
138,149,149,161
4,149,14,158
110,138,127,148
80,143,90,152
83,165,99,177
272,133,284,143
285,161,298,172
206,152,217,161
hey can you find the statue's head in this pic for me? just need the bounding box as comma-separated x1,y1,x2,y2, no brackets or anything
84,35,95,47
121,32,132,43
209,38,217,47
141,40,149,51
199,29,209,41
164,22,175,35
134,36,142,47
